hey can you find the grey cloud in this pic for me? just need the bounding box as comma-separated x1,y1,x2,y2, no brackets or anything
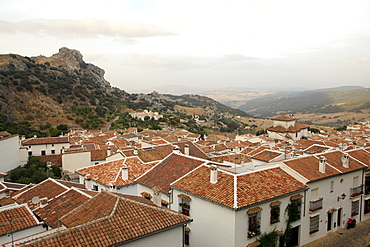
0,19,175,38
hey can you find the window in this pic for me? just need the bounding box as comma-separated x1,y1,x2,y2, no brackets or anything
330,181,334,193
364,199,370,214
92,185,98,191
141,192,152,201
365,176,370,195
41,150,46,156
270,201,281,224
353,176,360,187
351,200,359,217
28,151,32,156
51,150,55,154
311,188,319,200
248,212,261,238
309,214,320,234
179,199,190,216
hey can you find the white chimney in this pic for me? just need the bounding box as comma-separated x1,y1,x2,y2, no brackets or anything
152,186,162,207
342,154,349,168
122,166,128,180
133,147,138,155
184,144,190,156
107,147,111,156
319,156,326,173
210,165,218,184
85,174,92,190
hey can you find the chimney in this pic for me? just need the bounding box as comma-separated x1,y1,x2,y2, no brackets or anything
152,186,162,207
319,156,326,173
107,147,111,156
210,165,218,183
184,144,190,156
85,174,92,190
133,147,138,155
173,145,181,154
341,154,349,168
122,166,128,180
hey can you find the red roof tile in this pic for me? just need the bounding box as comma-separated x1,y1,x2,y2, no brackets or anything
251,150,283,162
76,157,156,188
171,165,306,209
34,188,92,228
136,153,205,193
22,192,190,246
22,137,69,145
0,204,40,236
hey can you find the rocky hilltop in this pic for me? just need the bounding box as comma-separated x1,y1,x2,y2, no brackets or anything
32,48,110,89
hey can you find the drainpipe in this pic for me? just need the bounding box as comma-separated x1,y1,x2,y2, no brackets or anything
360,169,365,222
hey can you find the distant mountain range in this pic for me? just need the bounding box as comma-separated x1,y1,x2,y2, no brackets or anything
237,86,369,117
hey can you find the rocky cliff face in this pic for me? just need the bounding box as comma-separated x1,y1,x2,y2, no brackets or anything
32,47,111,89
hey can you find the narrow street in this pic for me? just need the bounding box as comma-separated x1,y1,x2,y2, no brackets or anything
302,218,370,247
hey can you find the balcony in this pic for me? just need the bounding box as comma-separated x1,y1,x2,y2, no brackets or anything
309,197,323,212
350,185,364,197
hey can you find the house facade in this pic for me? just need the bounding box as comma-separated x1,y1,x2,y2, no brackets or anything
21,136,70,156
0,135,21,172
171,165,307,247
267,115,309,141
280,151,367,245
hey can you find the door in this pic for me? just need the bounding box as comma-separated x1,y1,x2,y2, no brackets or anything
288,225,299,247
327,212,332,231
337,208,342,227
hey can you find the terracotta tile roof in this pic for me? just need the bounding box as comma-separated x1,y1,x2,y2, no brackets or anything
251,150,283,162
304,144,332,154
246,146,270,156
22,137,69,145
214,143,228,152
173,141,210,160
54,179,86,190
23,192,190,246
171,165,306,209
210,153,251,164
0,196,16,206
136,153,206,194
0,204,40,236
200,146,215,153
321,150,366,173
34,188,92,228
12,179,73,210
283,156,341,182
122,144,174,163
38,154,62,167
347,149,370,167
76,157,156,188
90,148,107,161
273,115,295,121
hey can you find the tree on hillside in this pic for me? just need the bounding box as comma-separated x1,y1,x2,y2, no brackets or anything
8,156,61,184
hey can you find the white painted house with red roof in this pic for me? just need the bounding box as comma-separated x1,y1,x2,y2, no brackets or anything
280,150,367,245
267,115,309,141
170,165,308,247
21,136,70,156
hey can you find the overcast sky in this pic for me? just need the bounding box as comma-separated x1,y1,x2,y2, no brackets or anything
1,0,369,93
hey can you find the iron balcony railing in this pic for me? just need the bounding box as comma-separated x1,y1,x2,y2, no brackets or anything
350,185,364,197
